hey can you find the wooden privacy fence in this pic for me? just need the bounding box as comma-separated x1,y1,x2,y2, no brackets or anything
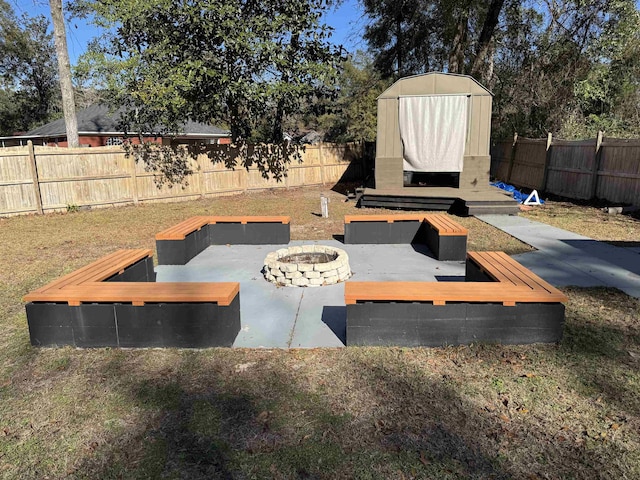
0,141,365,216
491,133,640,205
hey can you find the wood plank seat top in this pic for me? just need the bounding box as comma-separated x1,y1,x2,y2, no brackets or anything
423,214,468,236
27,282,239,307
28,249,153,295
156,215,291,240
155,216,210,240
345,214,426,223
344,213,467,235
467,251,565,298
345,281,566,306
345,251,567,306
24,248,238,306
208,215,290,224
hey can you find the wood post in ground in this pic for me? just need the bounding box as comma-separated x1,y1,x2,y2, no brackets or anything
27,141,44,214
506,133,518,183
590,130,604,199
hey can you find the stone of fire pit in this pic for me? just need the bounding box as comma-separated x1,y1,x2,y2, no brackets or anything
263,245,352,287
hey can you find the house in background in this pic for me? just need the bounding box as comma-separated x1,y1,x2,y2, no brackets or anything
0,104,231,147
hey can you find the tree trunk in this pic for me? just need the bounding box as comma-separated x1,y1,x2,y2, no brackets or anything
396,12,403,77
470,0,505,82
272,35,299,143
448,7,469,74
49,0,79,148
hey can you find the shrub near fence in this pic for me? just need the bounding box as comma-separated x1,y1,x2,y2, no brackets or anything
491,132,640,205
0,142,365,217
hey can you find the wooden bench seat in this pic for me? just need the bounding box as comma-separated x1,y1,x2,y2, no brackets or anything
345,251,567,347
156,215,291,264
345,214,427,223
156,215,290,240
466,251,562,295
28,249,153,296
344,213,467,261
24,249,241,348
345,281,567,306
25,282,239,306
344,213,468,235
424,214,469,236
155,217,210,241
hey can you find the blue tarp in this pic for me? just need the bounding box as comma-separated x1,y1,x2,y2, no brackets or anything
491,181,544,204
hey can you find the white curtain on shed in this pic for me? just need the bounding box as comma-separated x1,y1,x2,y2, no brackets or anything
399,95,469,172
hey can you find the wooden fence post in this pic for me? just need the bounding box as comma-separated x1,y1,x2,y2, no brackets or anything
541,132,553,191
319,142,326,185
506,133,518,183
284,143,290,189
27,140,44,214
128,152,139,204
197,153,206,198
590,130,604,199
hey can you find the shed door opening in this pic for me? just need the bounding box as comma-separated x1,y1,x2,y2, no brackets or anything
403,171,460,188
398,95,469,182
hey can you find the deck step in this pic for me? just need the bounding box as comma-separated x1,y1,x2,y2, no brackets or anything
359,194,456,211
359,193,519,216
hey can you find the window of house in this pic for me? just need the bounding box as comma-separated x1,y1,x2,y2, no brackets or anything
106,137,124,146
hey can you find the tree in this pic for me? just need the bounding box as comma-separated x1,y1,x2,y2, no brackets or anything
361,0,507,80
0,1,59,135
491,0,640,138
74,0,344,183
49,0,79,147
319,52,391,142
564,0,640,137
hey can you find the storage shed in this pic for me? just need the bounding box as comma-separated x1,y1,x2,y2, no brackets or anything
375,72,492,190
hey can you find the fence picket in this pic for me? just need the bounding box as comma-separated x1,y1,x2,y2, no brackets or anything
491,134,640,205
0,142,365,216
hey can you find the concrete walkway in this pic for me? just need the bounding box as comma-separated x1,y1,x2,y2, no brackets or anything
156,216,640,348
477,215,640,299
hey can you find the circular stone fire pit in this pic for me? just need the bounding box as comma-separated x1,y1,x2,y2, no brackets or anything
263,245,351,287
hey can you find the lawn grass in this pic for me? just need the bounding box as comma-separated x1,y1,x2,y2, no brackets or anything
521,199,640,244
1,185,639,479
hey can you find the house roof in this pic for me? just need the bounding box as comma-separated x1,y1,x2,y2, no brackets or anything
26,104,229,138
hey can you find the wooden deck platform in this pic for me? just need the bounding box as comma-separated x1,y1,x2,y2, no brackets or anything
359,186,519,215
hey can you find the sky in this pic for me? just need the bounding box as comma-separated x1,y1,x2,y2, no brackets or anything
12,0,367,65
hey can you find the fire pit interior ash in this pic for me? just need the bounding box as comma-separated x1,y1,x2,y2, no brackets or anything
264,245,351,287
280,252,337,264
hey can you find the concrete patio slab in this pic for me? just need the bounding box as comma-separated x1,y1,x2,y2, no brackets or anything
154,215,640,349
155,240,465,348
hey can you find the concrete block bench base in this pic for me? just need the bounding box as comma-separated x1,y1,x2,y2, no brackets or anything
26,296,241,348
105,255,156,283
346,301,565,347
157,221,290,265
24,249,241,348
344,216,467,261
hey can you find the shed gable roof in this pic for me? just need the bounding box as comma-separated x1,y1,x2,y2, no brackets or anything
378,72,492,99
